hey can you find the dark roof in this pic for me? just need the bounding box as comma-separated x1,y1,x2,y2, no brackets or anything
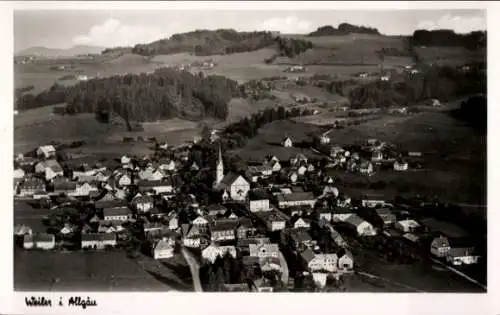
276,192,316,203
374,208,394,216
219,172,246,188
211,219,239,231
81,233,116,241
238,218,254,228
21,178,45,189
95,200,127,209
24,233,54,243
133,195,155,204
53,179,77,191
103,206,131,217
300,248,315,263
331,207,354,215
249,190,269,201
138,178,173,187
290,229,313,243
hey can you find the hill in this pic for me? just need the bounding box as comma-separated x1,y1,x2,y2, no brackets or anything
308,23,381,37
16,45,105,58
132,29,277,56
410,30,486,50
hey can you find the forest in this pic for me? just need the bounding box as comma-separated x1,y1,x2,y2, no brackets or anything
411,30,486,50
16,68,241,122
308,23,381,36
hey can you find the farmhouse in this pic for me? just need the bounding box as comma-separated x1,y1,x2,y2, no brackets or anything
81,233,117,249
289,229,315,249
23,233,55,250
138,178,174,194
36,145,56,159
282,136,293,148
70,182,99,197
249,190,271,212
361,194,386,208
53,178,77,195
103,206,133,221
374,208,396,226
132,195,155,213
210,219,239,242
394,159,409,171
35,159,63,181
18,177,45,196
152,237,176,259
293,217,311,229
236,218,256,239
275,192,316,208
395,219,420,233
430,236,451,258
345,215,377,236
13,168,25,179
359,161,374,175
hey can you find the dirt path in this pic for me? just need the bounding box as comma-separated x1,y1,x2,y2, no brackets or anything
181,246,203,292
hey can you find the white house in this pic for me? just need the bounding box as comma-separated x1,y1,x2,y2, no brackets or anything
117,174,132,187
69,182,99,197
394,160,409,171
81,233,117,249
293,218,311,229
361,195,386,208
282,137,293,148
103,207,132,221
308,253,338,273
249,243,280,259
202,245,237,263
345,215,377,236
276,192,316,208
215,173,250,201
23,233,55,250
430,236,451,258
36,145,56,159
13,168,25,179
395,219,420,233
152,237,176,259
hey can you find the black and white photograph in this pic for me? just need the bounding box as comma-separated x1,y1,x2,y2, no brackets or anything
3,1,498,313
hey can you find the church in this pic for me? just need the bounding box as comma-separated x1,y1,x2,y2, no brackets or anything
213,146,250,201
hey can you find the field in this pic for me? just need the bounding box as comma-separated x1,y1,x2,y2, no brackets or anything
14,105,202,156
414,46,486,66
14,250,191,291
14,200,51,233
231,119,323,163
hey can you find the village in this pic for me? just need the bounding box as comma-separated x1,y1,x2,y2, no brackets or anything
13,125,485,292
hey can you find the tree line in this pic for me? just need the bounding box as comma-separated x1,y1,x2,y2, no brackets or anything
308,23,380,36
411,30,486,50
16,68,242,122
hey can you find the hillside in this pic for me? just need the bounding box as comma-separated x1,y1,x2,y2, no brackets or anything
132,29,277,56
16,45,105,57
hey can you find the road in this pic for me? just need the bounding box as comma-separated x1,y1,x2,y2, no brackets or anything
430,258,486,290
180,246,203,292
356,271,423,292
278,251,289,285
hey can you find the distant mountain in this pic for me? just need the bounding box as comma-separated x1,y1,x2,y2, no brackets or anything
16,45,105,57
308,23,381,37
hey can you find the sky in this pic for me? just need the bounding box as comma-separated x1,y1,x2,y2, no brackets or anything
14,9,486,52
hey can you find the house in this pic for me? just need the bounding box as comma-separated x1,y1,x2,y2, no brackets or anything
158,160,176,172
359,161,374,175
276,192,316,208
98,221,125,234
395,219,420,233
249,243,279,259
296,165,307,176
237,218,256,239
103,206,132,221
290,153,308,167
138,168,156,181
81,233,117,249
193,215,210,227
447,247,480,265
13,168,25,179
293,217,311,229
35,159,63,181
430,236,451,258
14,225,33,236
394,160,408,171
260,256,282,272
117,174,132,187
182,225,206,248
289,229,315,249
282,136,293,148
267,159,281,172
215,173,250,201
307,253,338,273
249,191,271,212
258,210,287,232
210,219,239,242
120,155,131,165
152,237,176,259
190,162,200,171
52,178,77,195
322,185,339,198
374,208,396,226
36,145,56,159
337,250,354,272
132,195,155,213
331,207,354,222
371,150,384,162
137,179,174,194
202,245,237,263
345,215,377,236
23,233,55,250
246,165,273,182
95,170,111,182
70,182,99,197
60,223,76,235
18,177,45,196
288,171,298,183
318,208,332,222
361,194,386,208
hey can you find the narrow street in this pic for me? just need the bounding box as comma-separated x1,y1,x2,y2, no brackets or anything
181,246,203,292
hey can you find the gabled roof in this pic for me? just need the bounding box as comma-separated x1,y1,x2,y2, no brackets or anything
219,172,248,189
133,195,155,204
103,206,131,217
211,219,239,231
53,179,77,191
24,233,54,243
300,248,315,263
345,214,366,227
81,233,116,242
276,192,316,203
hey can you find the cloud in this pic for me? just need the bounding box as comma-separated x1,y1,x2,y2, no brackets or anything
417,13,485,34
72,18,166,47
256,15,314,34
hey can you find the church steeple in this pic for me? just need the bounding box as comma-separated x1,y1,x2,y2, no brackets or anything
215,144,224,187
